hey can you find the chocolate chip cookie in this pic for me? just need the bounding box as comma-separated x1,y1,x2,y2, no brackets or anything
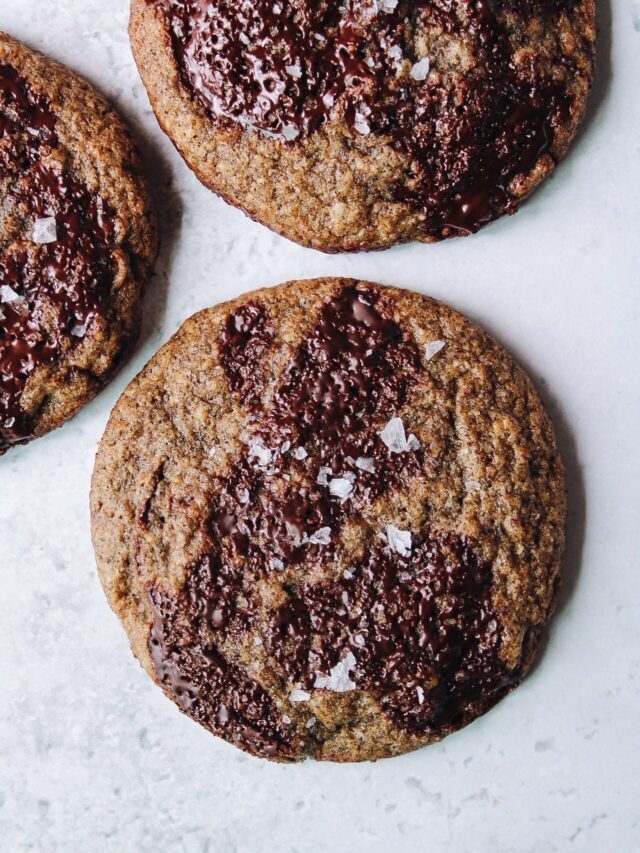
0,33,157,453
91,278,566,762
130,0,594,251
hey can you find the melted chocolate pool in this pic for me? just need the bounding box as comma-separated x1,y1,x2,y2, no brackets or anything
0,64,115,451
158,0,575,235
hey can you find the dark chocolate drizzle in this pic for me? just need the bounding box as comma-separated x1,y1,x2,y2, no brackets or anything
157,0,576,236
0,63,115,452
147,285,514,757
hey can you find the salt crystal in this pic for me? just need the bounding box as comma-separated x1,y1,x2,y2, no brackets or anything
282,714,291,725
218,704,229,723
306,716,317,728
314,651,357,692
282,125,300,141
281,440,291,453
286,64,302,79
406,434,420,452
248,438,272,467
354,113,370,136
317,466,332,486
32,216,57,244
410,57,430,81
308,527,332,546
385,524,412,556
0,284,21,303
343,471,356,483
388,44,403,63
71,322,88,338
293,446,308,460
329,477,353,500
355,457,376,473
272,557,285,571
237,488,250,504
208,446,218,457
253,636,263,646
376,0,398,11
424,339,445,361
417,685,425,704
290,689,310,703
343,569,354,579
379,417,420,453
353,634,366,648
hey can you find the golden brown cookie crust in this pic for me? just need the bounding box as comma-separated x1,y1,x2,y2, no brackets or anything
0,33,158,452
129,0,595,252
91,278,566,762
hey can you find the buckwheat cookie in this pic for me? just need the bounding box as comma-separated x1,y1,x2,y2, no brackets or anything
0,33,157,454
130,0,595,252
91,277,565,762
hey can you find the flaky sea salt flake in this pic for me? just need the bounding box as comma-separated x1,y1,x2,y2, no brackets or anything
71,322,88,338
0,285,21,303
308,527,332,546
376,0,398,11
388,44,403,64
248,438,272,467
424,339,445,361
379,417,420,453
355,457,376,473
329,477,353,500
306,716,317,728
314,651,357,692
417,685,425,704
293,446,308,460
317,466,332,486
410,57,430,80
32,216,57,244
290,689,310,703
385,524,412,556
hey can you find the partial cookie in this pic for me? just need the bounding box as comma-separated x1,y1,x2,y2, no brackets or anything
0,33,158,454
91,278,566,762
130,0,595,252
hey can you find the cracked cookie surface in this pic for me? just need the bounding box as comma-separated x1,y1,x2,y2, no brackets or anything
130,0,595,251
91,278,566,762
0,33,157,453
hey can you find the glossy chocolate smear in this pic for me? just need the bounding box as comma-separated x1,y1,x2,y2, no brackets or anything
146,285,509,756
0,64,115,452
267,533,513,734
149,578,299,760
219,301,275,406
158,0,575,235
269,285,422,446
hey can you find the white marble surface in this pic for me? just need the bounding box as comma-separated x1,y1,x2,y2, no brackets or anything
1,1,639,850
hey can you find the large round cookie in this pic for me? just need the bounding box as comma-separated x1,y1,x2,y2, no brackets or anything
91,278,565,762
0,34,157,454
130,0,595,252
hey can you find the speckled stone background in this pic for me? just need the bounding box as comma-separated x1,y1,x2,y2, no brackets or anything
1,1,639,851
